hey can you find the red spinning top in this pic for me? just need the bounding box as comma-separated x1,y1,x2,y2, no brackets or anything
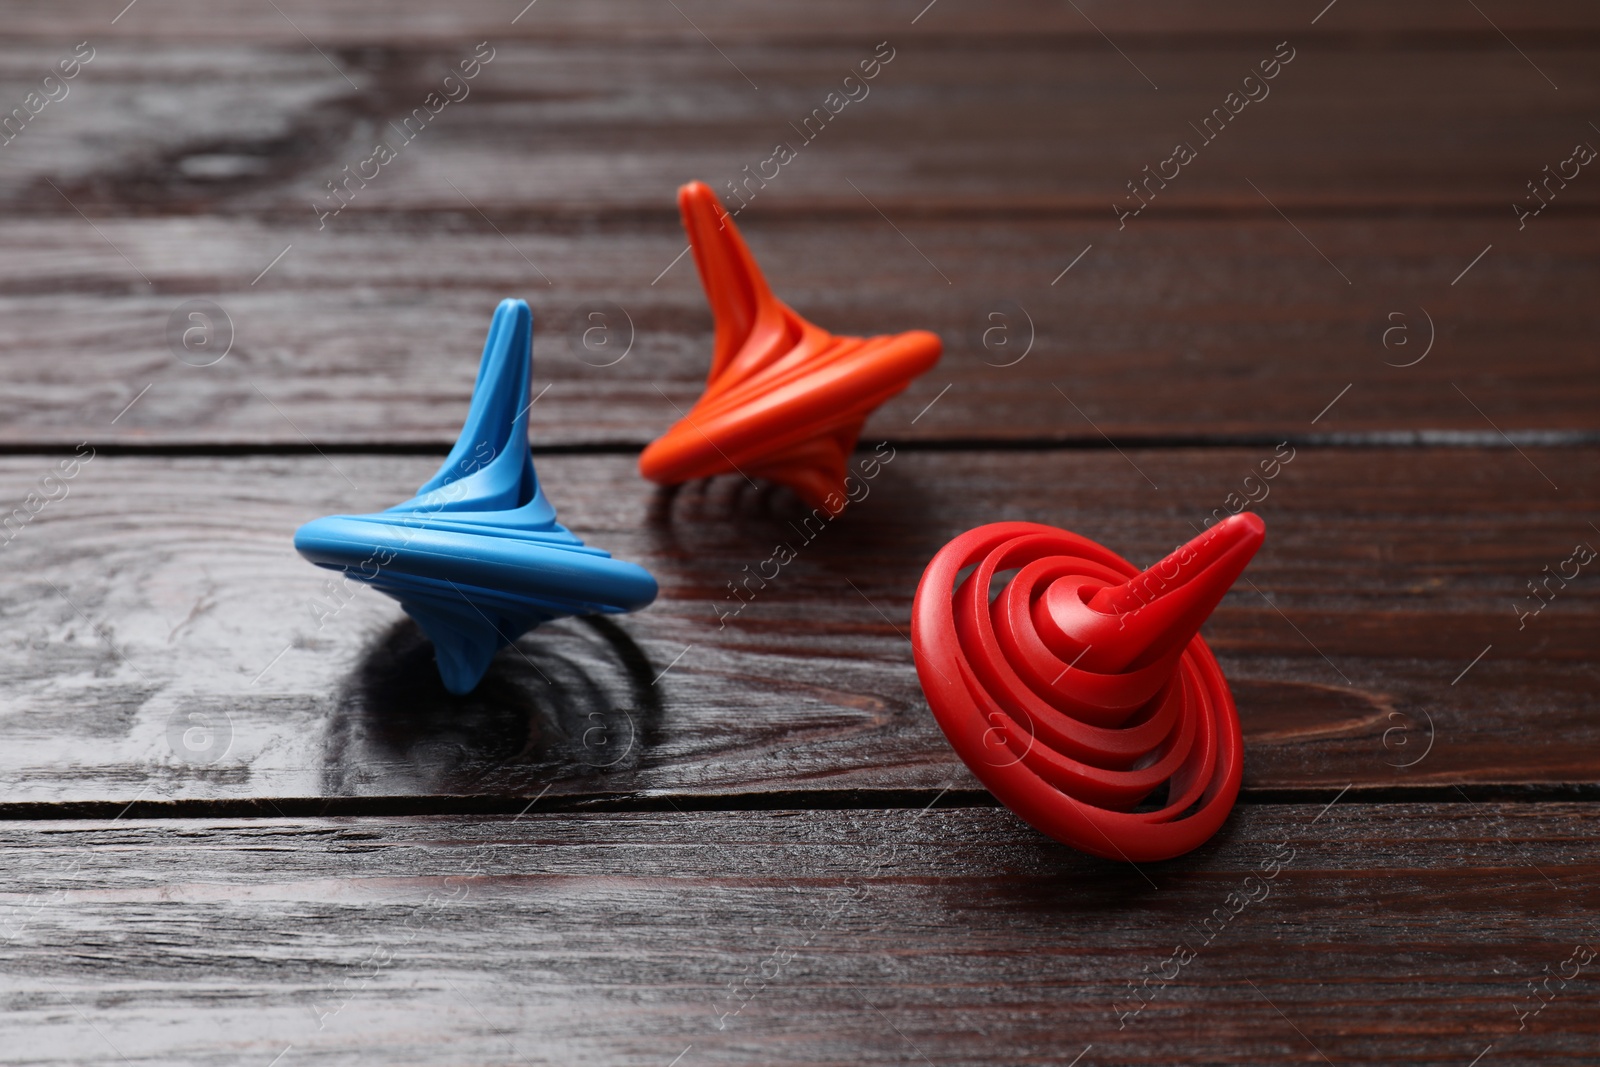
911,513,1265,862
639,181,942,515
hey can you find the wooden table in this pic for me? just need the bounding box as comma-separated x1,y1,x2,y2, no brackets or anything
2,2,1597,1063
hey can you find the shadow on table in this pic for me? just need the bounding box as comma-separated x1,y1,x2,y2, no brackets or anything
641,465,941,584
319,613,663,797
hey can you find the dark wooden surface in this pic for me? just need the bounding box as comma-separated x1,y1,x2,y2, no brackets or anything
1,449,1596,810
3,807,1598,1066
7,218,1600,447
1,1,1597,1063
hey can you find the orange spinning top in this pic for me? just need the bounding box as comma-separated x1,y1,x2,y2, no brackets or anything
639,182,942,515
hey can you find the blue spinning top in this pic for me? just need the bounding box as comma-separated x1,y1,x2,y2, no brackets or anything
294,299,659,694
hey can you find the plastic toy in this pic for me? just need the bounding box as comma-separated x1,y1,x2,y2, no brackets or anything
638,181,942,515
910,513,1265,862
294,299,658,695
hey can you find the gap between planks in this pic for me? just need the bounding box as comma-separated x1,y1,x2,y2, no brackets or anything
6,430,1600,459
2,783,1599,824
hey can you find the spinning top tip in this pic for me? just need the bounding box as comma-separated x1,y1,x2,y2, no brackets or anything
1086,512,1264,615
1052,512,1265,675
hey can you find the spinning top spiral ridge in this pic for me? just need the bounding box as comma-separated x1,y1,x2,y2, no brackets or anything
294,299,658,695
910,514,1265,862
639,181,942,515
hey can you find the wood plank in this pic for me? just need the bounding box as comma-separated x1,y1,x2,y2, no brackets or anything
1,448,1595,807
8,0,1600,43
1,804,1596,1064
4,40,1597,218
2,216,1596,447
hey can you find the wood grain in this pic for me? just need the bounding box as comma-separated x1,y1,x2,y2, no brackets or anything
1,805,1596,1065
2,1,1597,1062
1,448,1594,808
7,0,1600,42
1,216,1595,448
4,40,1597,219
